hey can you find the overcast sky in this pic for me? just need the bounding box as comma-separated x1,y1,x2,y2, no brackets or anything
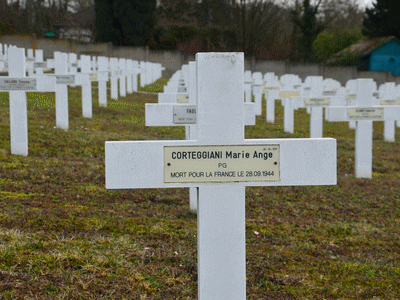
360,0,375,8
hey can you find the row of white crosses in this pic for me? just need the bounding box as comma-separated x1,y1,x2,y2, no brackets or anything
1,46,165,156
147,63,198,211
326,79,400,178
251,71,400,179
106,52,337,299
0,43,13,71
2,47,163,102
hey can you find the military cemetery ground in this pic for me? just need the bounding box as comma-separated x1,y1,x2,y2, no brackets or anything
0,77,400,299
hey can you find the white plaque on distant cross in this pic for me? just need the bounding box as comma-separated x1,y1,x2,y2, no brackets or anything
173,106,196,124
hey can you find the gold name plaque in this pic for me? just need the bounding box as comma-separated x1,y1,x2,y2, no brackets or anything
164,145,280,183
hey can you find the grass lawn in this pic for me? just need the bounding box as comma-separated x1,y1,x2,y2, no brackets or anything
0,80,399,299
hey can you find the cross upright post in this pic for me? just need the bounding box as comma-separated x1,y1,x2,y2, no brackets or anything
110,58,119,100
9,48,28,156
355,80,373,178
378,82,399,142
54,51,70,130
263,72,280,123
68,53,78,87
79,55,92,118
118,58,127,97
106,53,336,299
97,56,109,107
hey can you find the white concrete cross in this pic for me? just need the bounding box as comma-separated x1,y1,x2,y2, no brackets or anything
26,49,36,76
32,50,46,75
263,72,280,123
344,79,358,129
252,72,264,116
54,51,73,130
139,61,146,88
68,53,79,87
109,58,119,100
97,56,109,107
106,53,336,299
377,82,400,142
80,54,109,112
77,55,92,118
3,47,56,156
322,78,343,102
126,59,134,94
301,76,342,138
131,60,139,92
326,78,400,178
302,76,326,138
279,74,302,134
118,58,127,97
244,70,252,102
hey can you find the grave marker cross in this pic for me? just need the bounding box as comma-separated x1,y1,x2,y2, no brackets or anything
105,53,336,299
326,79,400,178
54,51,71,130
3,47,55,156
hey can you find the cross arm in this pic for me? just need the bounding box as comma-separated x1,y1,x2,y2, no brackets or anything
105,138,336,189
0,76,56,92
326,106,400,121
34,76,56,92
145,103,256,126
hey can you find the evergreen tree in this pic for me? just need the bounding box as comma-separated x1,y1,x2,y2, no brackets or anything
362,0,400,40
94,0,121,44
113,0,156,46
291,0,325,61
94,0,156,46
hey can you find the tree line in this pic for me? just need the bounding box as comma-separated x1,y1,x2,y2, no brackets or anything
93,0,366,62
1,0,399,63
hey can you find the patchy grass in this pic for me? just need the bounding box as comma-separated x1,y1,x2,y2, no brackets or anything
0,82,399,299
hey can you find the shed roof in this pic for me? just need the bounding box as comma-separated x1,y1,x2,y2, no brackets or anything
326,36,399,65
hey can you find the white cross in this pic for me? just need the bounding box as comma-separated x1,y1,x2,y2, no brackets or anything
302,76,331,138
377,82,400,142
2,47,55,156
118,58,127,97
68,53,78,88
76,55,92,118
252,72,264,116
79,54,109,114
126,59,134,94
131,60,139,92
244,70,252,103
139,61,146,87
326,78,400,178
105,53,336,299
97,56,109,107
54,51,73,130
279,75,302,134
32,50,46,75
109,58,119,100
263,72,280,123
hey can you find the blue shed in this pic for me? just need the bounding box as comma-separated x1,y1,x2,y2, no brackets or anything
328,36,400,75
